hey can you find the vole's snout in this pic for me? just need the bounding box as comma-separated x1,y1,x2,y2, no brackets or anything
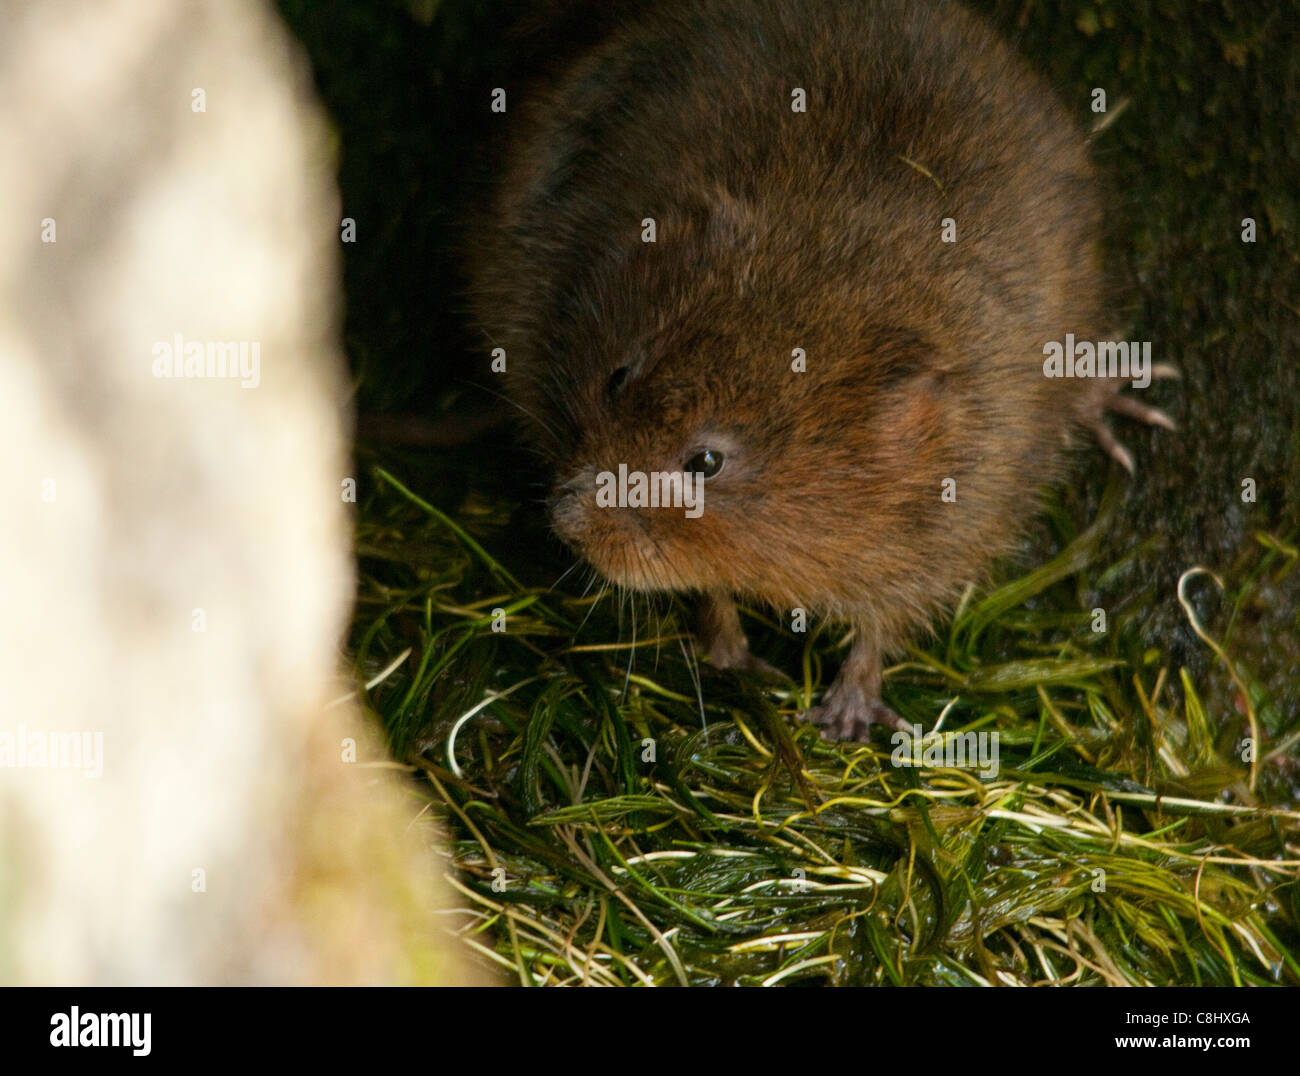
549,469,660,585
548,474,590,546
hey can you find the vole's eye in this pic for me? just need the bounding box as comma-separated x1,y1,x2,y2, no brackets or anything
606,366,630,400
684,448,725,479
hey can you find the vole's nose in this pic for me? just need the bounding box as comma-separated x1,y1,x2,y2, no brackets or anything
548,474,589,544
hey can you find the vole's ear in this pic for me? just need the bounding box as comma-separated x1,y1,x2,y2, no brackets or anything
653,188,756,252
858,326,934,389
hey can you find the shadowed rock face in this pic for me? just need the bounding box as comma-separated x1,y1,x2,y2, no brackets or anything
966,0,1300,720
0,0,476,985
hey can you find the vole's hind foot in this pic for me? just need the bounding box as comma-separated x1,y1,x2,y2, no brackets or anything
805,687,905,742
1088,372,1179,474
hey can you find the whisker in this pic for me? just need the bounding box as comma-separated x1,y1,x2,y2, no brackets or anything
679,631,707,730
476,379,566,446
620,588,637,701
549,559,583,592
576,577,607,636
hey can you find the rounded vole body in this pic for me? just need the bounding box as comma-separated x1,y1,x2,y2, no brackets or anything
470,0,1154,737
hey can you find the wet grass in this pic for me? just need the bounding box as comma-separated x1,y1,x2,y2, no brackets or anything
348,453,1300,986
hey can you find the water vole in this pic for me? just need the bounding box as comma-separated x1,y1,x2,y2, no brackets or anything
469,0,1171,739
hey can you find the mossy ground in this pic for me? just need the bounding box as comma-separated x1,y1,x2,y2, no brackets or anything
279,0,1300,985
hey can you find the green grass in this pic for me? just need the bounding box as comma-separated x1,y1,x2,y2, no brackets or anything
348,456,1300,986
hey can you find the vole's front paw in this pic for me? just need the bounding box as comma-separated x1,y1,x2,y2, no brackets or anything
697,592,791,683
713,649,789,682
805,684,906,741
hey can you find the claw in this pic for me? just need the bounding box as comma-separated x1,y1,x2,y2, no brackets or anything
1089,421,1135,474
1107,394,1177,431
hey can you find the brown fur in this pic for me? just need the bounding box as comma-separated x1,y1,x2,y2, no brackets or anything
469,0,1116,737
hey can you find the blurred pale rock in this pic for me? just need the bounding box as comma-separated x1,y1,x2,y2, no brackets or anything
0,0,476,984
